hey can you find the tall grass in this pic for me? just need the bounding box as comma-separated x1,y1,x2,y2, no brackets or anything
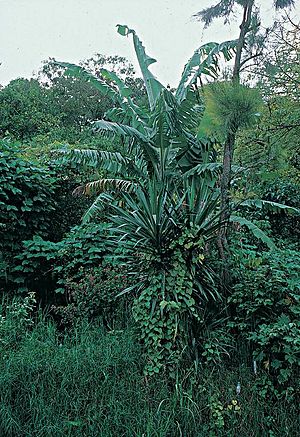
0,304,299,436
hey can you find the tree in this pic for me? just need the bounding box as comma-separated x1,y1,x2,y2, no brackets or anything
258,17,300,175
0,79,60,140
57,26,240,373
38,55,146,132
194,0,296,284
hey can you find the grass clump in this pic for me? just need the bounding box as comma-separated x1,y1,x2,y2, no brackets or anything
0,304,299,436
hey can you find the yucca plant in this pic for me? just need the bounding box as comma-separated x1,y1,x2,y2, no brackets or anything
57,26,298,374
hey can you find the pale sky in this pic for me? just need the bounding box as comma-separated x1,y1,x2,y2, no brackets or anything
0,0,299,87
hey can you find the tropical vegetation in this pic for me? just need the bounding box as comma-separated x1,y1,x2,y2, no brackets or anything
0,3,299,435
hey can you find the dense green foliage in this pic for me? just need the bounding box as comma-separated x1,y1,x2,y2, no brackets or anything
230,244,300,398
0,142,56,286
0,79,60,140
0,11,299,437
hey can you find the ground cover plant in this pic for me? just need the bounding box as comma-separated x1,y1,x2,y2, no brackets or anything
0,299,299,437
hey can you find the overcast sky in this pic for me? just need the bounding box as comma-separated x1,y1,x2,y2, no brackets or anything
0,0,299,87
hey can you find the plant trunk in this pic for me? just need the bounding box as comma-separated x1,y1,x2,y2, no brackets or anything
218,0,254,289
218,132,235,286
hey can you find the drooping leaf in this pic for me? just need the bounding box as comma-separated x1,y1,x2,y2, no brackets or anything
240,199,300,214
75,178,135,196
59,148,128,174
117,24,164,110
99,68,133,98
55,62,119,102
230,215,276,250
183,162,223,178
176,40,237,103
92,120,149,142
82,192,113,223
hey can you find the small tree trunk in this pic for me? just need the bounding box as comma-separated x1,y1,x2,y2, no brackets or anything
218,0,254,289
218,132,235,286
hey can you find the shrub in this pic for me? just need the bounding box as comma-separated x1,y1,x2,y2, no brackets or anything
12,223,110,299
229,247,300,400
0,141,56,253
263,180,300,244
0,140,57,288
52,263,134,328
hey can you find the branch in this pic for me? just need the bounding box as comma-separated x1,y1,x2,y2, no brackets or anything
267,123,300,131
240,51,262,68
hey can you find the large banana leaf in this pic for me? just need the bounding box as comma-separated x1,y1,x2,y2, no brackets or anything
183,162,223,178
240,199,300,214
117,24,164,111
176,40,237,103
92,120,150,143
74,178,135,196
55,62,119,102
82,192,113,223
60,148,128,174
99,68,133,98
99,68,150,131
56,62,147,131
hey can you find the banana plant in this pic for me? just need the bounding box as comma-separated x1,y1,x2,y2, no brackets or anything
58,27,235,209
57,26,298,372
57,24,300,266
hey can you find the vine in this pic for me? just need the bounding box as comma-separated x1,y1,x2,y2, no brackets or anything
133,231,209,376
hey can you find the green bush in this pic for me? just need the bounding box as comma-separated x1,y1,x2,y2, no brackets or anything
0,79,60,140
52,263,134,328
12,223,110,298
229,247,300,399
0,140,57,286
263,180,300,244
0,141,57,248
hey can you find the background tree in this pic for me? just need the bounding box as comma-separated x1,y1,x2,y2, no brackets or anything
233,17,300,244
0,55,145,144
38,55,145,133
0,79,60,140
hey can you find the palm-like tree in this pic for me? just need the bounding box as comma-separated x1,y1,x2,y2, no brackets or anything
194,0,296,278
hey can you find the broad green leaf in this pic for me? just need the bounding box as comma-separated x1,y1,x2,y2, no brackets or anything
240,199,300,214
55,62,119,101
176,40,237,103
58,148,128,174
100,68,133,98
117,24,164,110
230,215,276,250
183,162,222,178
93,120,149,142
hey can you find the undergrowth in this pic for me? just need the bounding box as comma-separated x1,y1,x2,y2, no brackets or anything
0,304,299,437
